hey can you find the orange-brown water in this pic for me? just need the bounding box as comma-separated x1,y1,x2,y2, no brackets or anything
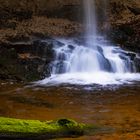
0,81,140,139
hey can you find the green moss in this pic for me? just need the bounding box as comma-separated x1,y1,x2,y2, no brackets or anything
0,117,100,139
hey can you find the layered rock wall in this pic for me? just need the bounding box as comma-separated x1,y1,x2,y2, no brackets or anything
0,0,140,82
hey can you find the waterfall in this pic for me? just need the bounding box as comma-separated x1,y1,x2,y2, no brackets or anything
49,0,135,74
51,37,135,74
83,0,97,47
36,0,140,86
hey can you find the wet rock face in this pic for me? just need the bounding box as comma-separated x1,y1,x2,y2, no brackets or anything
0,38,62,82
109,0,140,19
107,0,140,52
0,0,140,26
0,0,82,43
0,0,140,43
134,55,140,72
0,0,81,22
108,19,140,52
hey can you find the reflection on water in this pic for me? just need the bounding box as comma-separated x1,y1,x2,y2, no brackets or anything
0,81,140,139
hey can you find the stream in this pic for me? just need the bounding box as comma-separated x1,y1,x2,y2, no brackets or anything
0,81,140,139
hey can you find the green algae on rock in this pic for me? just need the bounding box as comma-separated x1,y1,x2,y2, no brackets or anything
0,117,100,139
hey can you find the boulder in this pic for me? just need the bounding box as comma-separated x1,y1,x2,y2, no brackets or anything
0,39,53,82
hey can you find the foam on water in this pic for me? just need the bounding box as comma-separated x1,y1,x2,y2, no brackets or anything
37,72,140,86
35,38,140,86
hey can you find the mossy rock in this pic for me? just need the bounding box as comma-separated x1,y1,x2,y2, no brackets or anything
0,117,102,139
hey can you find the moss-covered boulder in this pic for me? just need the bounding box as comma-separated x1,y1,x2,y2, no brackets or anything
0,117,102,139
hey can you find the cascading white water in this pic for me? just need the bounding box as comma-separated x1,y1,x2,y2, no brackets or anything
51,37,135,74
36,0,140,86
